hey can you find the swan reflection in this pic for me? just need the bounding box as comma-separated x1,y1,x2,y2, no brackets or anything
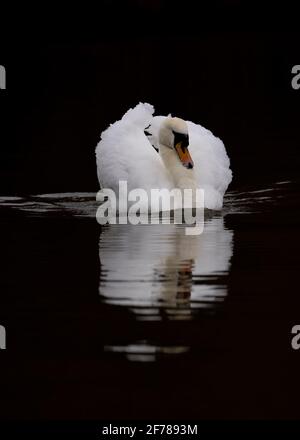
98,216,233,321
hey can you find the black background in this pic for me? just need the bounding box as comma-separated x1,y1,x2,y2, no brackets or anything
0,0,300,430
0,1,299,195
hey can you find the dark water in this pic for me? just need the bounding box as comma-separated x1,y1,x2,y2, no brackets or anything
0,181,300,419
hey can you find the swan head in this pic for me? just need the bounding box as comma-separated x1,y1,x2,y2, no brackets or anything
159,117,194,169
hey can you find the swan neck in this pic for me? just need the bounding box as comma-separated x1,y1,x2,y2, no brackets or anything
159,143,196,190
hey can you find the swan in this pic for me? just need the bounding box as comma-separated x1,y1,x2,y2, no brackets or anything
96,103,232,210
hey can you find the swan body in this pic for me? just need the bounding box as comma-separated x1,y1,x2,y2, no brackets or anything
96,103,232,210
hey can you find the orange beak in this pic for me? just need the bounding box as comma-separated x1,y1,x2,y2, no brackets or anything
175,142,194,169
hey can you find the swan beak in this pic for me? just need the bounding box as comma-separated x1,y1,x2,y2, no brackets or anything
175,142,194,169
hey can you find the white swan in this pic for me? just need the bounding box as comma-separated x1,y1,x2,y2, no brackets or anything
96,103,232,210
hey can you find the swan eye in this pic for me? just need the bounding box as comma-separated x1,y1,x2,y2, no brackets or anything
172,130,189,149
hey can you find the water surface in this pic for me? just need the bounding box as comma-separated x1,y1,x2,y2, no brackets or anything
1,180,299,418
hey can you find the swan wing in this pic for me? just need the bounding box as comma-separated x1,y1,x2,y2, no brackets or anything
96,103,172,196
187,120,232,209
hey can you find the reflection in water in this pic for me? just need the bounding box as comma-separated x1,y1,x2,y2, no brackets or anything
0,191,237,361
99,216,233,360
104,342,190,363
99,217,233,319
0,182,295,363
0,181,292,361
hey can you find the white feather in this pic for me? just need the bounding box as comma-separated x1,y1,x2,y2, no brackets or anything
96,103,232,210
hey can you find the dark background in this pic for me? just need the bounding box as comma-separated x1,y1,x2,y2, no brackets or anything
0,1,299,195
0,0,300,428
